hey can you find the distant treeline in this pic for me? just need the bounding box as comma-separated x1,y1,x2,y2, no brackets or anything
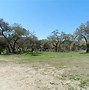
0,18,89,54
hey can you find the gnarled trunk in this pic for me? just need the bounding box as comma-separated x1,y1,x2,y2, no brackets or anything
86,44,89,53
81,35,89,53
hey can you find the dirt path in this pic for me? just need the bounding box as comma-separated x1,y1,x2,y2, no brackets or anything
0,62,86,90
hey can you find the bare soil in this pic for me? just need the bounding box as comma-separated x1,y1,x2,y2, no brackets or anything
0,61,87,90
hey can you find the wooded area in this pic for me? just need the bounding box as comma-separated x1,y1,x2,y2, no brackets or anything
0,18,89,54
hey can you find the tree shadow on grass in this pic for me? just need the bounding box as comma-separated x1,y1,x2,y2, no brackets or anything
30,51,42,56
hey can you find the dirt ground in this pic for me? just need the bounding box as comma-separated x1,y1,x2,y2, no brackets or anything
0,61,87,90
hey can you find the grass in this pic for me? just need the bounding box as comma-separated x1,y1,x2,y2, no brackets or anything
79,80,87,88
68,85,76,90
0,51,89,68
0,51,89,89
0,51,89,67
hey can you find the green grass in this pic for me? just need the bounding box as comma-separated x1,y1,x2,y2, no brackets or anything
0,51,89,64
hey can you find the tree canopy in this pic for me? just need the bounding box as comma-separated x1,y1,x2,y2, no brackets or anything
0,18,89,54
75,21,89,52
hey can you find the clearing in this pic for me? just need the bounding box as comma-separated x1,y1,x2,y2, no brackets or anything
0,52,89,90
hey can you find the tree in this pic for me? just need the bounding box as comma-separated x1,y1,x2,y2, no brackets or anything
17,33,38,52
0,18,13,53
0,36,7,54
48,30,61,52
60,32,74,51
11,24,29,53
0,18,29,53
75,21,89,53
38,39,51,51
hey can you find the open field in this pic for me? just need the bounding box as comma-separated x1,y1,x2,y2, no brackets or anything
0,52,89,90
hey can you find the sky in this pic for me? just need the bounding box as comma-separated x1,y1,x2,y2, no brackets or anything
0,0,89,39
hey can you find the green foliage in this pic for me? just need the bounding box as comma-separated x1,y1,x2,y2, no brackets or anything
0,18,89,54
69,75,80,80
48,29,61,52
79,80,87,88
12,23,28,36
75,21,89,52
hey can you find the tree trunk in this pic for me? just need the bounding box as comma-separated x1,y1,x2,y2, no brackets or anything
12,38,20,53
86,44,89,53
81,35,89,53
7,45,12,53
